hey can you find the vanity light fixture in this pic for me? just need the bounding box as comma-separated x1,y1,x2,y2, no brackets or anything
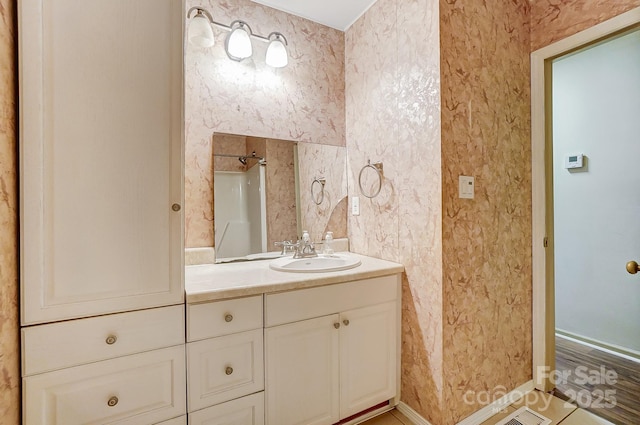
187,8,215,48
226,21,253,61
186,7,289,68
265,32,288,68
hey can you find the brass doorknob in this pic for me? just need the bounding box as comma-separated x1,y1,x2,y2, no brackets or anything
626,261,639,275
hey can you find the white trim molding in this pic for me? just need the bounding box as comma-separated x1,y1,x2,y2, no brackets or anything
395,381,535,425
531,6,640,392
396,402,434,425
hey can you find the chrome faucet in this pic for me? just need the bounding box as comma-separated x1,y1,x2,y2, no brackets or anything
293,231,318,259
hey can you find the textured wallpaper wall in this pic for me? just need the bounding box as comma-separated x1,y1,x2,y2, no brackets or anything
530,0,640,51
345,0,444,422
185,0,345,247
347,0,531,423
439,1,532,423
0,0,19,423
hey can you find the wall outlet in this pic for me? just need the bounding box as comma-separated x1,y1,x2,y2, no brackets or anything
351,196,360,216
459,176,475,199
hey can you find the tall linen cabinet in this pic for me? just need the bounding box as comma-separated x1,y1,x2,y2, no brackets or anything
19,1,186,424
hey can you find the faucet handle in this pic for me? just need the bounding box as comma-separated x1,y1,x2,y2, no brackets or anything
274,240,296,255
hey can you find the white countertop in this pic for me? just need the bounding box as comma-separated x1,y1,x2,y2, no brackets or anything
185,252,404,303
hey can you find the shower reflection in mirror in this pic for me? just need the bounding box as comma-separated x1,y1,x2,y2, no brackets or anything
212,133,299,262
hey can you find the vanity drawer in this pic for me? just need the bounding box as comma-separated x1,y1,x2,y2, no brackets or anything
187,295,263,342
22,304,185,376
188,392,264,425
265,274,399,327
23,345,186,425
187,329,264,412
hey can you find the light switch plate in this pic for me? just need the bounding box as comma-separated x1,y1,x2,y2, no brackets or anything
351,196,360,216
459,176,475,199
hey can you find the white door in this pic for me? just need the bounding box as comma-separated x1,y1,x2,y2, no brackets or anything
265,315,340,425
552,29,640,356
339,302,397,418
19,0,184,325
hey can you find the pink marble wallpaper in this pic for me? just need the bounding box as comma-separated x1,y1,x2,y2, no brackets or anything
439,1,532,423
213,133,248,172
264,139,297,247
345,0,444,423
531,0,640,51
0,0,19,422
297,143,348,243
185,0,345,247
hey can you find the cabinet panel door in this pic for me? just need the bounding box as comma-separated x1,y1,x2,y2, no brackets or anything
339,302,397,418
19,0,184,325
188,392,264,425
187,330,264,412
23,345,186,425
265,315,340,425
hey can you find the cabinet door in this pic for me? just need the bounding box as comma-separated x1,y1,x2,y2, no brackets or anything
19,0,184,325
187,330,264,412
339,302,397,418
265,315,340,425
23,345,186,425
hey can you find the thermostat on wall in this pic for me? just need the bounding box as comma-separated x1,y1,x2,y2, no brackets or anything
564,154,584,169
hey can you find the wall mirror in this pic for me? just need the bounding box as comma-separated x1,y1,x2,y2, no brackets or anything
213,133,348,263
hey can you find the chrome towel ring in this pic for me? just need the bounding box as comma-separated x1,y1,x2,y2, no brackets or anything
358,160,383,199
311,177,326,205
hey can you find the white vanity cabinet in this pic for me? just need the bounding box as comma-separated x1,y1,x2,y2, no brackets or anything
19,0,186,423
186,296,265,425
264,275,400,425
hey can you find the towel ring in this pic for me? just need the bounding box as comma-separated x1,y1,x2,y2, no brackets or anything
311,177,326,205
358,160,383,199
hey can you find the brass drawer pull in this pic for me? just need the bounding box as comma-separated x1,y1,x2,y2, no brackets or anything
225,366,234,375
343,319,350,326
224,314,233,323
334,323,340,329
105,335,117,345
107,396,119,407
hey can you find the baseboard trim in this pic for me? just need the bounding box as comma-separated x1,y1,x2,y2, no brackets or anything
556,329,640,363
456,380,535,425
396,402,434,425
395,381,535,425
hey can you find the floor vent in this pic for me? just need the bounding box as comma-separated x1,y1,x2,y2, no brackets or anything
495,407,552,425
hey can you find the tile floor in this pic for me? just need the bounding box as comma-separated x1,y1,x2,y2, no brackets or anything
360,391,614,425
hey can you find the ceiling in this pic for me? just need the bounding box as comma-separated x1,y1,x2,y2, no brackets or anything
250,0,378,31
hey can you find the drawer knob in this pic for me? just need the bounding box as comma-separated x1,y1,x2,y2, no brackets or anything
105,335,117,345
224,314,233,323
343,319,350,326
225,366,234,375
107,396,119,407
334,323,340,329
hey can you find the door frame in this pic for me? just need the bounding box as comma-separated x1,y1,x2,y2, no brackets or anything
531,6,640,392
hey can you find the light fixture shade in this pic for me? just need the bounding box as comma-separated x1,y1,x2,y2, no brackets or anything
188,12,215,48
226,22,253,61
265,34,288,68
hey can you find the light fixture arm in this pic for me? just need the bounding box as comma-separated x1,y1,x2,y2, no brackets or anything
268,32,288,46
186,7,214,24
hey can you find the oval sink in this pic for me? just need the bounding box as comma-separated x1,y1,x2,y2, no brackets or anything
269,254,361,273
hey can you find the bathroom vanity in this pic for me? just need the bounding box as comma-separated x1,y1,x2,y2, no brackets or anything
185,253,404,425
